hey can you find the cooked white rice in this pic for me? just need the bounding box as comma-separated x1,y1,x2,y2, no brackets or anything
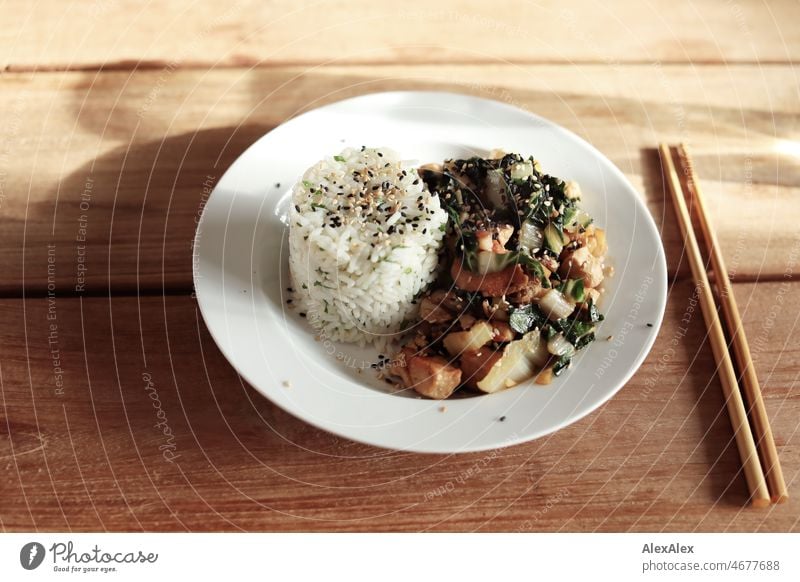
288,147,447,346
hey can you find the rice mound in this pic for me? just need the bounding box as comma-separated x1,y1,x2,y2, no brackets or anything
288,147,447,346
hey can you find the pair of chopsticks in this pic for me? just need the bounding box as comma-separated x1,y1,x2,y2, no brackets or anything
659,143,787,508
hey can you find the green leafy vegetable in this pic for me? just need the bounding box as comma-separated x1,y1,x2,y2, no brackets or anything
561,278,585,302
573,332,596,350
586,297,604,323
513,253,551,288
333,155,346,162
508,304,547,334
552,355,572,377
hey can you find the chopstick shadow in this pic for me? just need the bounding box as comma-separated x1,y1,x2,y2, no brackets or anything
640,147,750,508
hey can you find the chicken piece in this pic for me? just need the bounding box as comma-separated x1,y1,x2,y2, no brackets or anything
540,254,560,273
564,180,582,200
451,261,529,297
458,312,477,330
508,277,545,304
476,230,494,252
559,245,604,288
407,354,462,399
490,321,515,343
495,224,514,247
586,227,607,257
476,225,515,253
388,347,415,386
427,289,463,312
483,297,511,321
459,348,503,390
419,295,454,324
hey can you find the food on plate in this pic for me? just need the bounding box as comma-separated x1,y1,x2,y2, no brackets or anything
387,152,608,399
289,147,447,346
288,147,608,399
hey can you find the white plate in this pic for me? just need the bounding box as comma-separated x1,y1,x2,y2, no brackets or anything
193,91,667,453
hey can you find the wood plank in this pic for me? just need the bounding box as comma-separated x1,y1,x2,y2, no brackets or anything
1,65,798,293
2,0,799,70
1,280,798,531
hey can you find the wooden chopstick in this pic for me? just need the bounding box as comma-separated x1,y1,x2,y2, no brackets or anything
675,144,788,503
658,144,771,508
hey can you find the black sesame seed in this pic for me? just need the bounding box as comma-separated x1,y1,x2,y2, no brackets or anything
646,323,654,328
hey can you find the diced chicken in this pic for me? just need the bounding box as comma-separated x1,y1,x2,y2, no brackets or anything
508,277,545,304
540,254,560,273
495,224,514,247
458,312,477,330
459,348,503,390
535,367,554,385
564,180,582,199
427,289,463,312
407,354,462,400
587,227,607,257
451,261,529,297
480,299,509,321
388,347,415,386
476,224,515,253
559,246,604,288
476,230,494,252
389,348,462,399
419,295,453,324
490,321,515,343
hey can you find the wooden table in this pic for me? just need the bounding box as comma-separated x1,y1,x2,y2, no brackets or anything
1,0,799,532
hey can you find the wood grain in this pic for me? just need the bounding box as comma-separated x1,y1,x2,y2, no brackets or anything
2,0,799,71
1,65,798,293
1,279,798,531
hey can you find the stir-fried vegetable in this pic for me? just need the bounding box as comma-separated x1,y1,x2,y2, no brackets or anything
388,152,607,398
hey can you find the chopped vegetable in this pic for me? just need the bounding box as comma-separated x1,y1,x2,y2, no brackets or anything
552,355,572,377
538,289,575,320
508,304,547,334
476,332,542,393
443,321,494,356
547,333,576,357
518,221,544,254
544,223,568,255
